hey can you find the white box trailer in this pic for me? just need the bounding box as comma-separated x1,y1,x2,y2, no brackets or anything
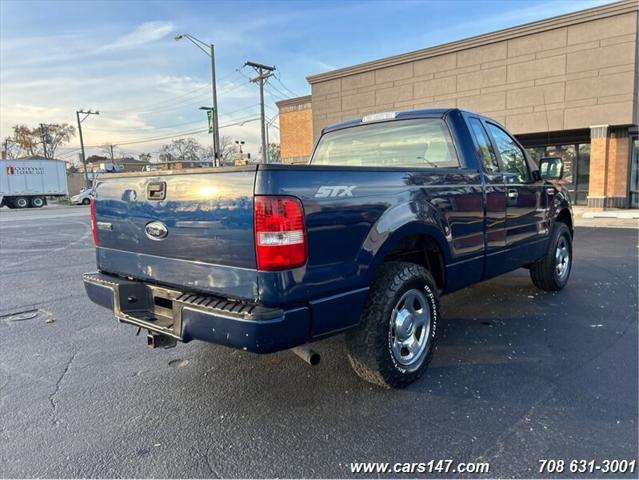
0,158,68,208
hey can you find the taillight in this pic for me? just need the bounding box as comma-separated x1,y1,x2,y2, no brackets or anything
89,199,99,246
254,195,306,271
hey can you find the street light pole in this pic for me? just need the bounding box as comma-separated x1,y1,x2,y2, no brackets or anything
175,33,220,166
210,44,220,167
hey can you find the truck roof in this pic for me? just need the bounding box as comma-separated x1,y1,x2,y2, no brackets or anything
322,107,463,134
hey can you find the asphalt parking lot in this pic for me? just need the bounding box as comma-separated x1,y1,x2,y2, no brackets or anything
1,205,637,478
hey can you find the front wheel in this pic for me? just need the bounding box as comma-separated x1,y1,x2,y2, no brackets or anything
530,222,572,291
82,198,90,205
346,262,439,388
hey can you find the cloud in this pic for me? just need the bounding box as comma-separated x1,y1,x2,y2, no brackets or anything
99,21,174,51
154,75,209,95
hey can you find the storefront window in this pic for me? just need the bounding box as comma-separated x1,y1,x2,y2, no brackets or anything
524,143,589,205
577,144,590,205
525,147,546,166
545,145,576,187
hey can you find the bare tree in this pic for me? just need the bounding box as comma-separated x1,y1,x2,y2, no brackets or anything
220,136,235,165
6,123,75,158
159,137,204,163
268,143,281,163
204,136,235,165
2,138,20,159
260,143,281,163
100,144,120,161
44,123,75,158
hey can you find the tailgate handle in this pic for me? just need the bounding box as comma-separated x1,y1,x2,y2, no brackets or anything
147,182,166,200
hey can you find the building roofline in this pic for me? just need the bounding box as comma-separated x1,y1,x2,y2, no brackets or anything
307,0,638,84
275,95,312,108
8,155,66,162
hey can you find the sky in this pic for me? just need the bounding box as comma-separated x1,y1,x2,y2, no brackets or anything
0,0,615,162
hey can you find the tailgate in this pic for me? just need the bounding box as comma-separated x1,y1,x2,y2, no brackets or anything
93,167,258,300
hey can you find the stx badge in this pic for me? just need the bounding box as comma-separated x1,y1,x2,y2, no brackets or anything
314,185,356,198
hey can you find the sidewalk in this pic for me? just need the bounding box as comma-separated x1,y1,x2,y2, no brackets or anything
573,206,639,229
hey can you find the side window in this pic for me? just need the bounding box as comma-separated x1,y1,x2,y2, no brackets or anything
468,118,499,173
486,123,531,183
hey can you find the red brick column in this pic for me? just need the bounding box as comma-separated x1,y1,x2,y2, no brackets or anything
587,126,630,209
607,128,630,207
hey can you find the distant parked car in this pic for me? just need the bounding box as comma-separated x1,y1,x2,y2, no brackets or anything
70,188,94,205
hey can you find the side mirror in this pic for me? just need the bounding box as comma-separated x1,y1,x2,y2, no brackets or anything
539,156,563,180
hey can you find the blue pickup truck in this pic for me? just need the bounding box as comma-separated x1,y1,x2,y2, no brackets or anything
83,108,572,388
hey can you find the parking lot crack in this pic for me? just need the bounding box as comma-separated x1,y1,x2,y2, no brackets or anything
194,446,221,478
474,385,556,463
48,348,79,425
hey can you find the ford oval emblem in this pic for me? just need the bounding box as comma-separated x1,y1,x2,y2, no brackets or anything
145,221,168,240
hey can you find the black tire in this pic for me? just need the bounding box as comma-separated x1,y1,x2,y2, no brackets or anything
346,261,439,388
530,222,572,291
82,198,90,205
14,197,29,209
30,196,45,208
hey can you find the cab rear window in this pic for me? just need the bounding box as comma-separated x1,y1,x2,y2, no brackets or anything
311,119,459,168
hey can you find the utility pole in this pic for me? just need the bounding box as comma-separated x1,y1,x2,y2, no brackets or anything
38,123,60,159
76,109,99,187
245,61,275,163
39,124,48,159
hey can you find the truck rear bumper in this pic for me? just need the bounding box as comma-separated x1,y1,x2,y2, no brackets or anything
82,272,310,353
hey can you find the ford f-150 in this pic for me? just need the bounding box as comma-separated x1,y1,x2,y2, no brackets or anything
83,108,573,388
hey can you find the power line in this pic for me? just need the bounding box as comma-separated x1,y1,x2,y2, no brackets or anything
60,114,261,155
264,83,288,101
100,85,210,114
84,103,261,134
77,116,261,148
99,80,251,117
274,72,300,97
97,71,244,116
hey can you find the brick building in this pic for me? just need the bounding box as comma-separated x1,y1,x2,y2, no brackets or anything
277,0,639,208
276,95,313,164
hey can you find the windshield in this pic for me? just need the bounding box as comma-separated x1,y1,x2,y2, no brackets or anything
311,118,459,168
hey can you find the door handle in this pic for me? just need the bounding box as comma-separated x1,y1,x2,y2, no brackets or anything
507,189,519,199
147,182,166,200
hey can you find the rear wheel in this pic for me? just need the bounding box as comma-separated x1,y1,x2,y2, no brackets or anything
530,222,572,291
81,198,90,205
30,196,45,208
346,262,439,388
14,197,29,209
